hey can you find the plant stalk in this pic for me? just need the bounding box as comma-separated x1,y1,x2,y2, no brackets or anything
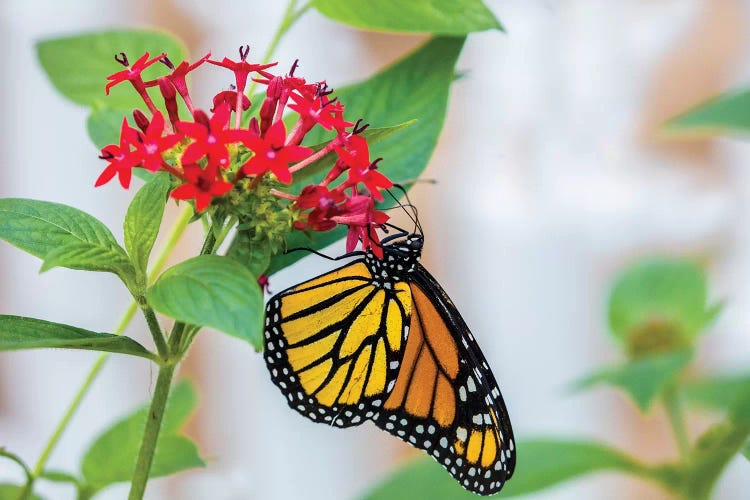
663,385,690,459
127,364,176,500
31,206,193,477
142,305,169,360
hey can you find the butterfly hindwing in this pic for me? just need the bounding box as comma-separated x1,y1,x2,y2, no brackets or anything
371,265,515,495
264,260,412,427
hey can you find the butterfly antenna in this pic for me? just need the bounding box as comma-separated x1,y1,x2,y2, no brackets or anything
387,184,423,236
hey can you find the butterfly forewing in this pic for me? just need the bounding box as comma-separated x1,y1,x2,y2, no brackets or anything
264,260,411,427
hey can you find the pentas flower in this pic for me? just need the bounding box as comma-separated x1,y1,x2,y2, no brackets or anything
294,185,347,231
171,164,233,212
105,52,165,114
95,118,141,188
288,93,352,133
177,103,234,168
234,120,311,183
105,52,165,95
212,90,250,113
209,46,277,95
131,111,182,172
98,45,399,259
161,53,211,113
335,195,390,258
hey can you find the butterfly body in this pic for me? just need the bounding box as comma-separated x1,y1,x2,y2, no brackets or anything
264,233,515,495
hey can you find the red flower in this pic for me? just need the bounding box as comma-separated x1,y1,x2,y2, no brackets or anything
334,195,389,258
105,52,165,95
170,164,233,212
212,90,251,112
233,120,311,183
131,111,182,172
209,45,277,94
288,93,352,131
333,136,392,200
165,53,211,110
294,185,347,231
95,118,141,188
177,103,234,168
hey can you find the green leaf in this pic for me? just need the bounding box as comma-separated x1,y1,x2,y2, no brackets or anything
684,373,750,412
312,0,501,34
268,37,465,275
36,29,187,110
40,240,134,281
81,380,203,492
663,88,750,137
124,172,171,281
742,442,750,462
608,258,718,355
363,439,645,499
0,485,44,500
38,470,80,486
147,255,264,349
0,315,155,361
87,107,126,149
0,198,135,283
573,351,692,411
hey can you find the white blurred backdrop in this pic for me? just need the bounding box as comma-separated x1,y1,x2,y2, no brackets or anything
2,0,750,498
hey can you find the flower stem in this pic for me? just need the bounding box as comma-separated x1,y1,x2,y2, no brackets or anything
30,206,194,478
142,305,168,360
663,385,690,459
127,364,176,500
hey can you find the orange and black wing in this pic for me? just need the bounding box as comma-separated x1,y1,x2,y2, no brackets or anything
372,264,515,496
264,260,412,427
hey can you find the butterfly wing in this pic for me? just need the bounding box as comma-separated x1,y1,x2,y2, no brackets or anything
372,264,516,495
264,259,412,427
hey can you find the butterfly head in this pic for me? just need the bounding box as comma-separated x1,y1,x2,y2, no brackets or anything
363,233,424,284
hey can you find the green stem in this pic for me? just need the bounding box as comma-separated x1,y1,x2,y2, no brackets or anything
247,0,311,97
128,223,220,499
30,206,193,478
142,305,168,361
127,364,176,500
663,385,690,460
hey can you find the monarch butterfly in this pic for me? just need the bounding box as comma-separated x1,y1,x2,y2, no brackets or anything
263,222,516,495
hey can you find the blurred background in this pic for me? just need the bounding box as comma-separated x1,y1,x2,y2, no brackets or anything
2,0,750,498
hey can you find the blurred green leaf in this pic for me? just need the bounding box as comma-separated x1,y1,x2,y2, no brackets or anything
742,442,750,462
147,255,263,349
684,372,750,412
573,351,692,411
663,88,750,137
363,439,647,499
729,384,750,425
312,0,501,34
124,172,171,281
36,30,187,110
608,258,719,355
0,315,155,361
81,380,203,492
87,107,127,149
38,470,79,486
0,484,44,500
268,37,465,275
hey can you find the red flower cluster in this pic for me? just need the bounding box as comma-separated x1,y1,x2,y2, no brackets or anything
99,45,394,256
